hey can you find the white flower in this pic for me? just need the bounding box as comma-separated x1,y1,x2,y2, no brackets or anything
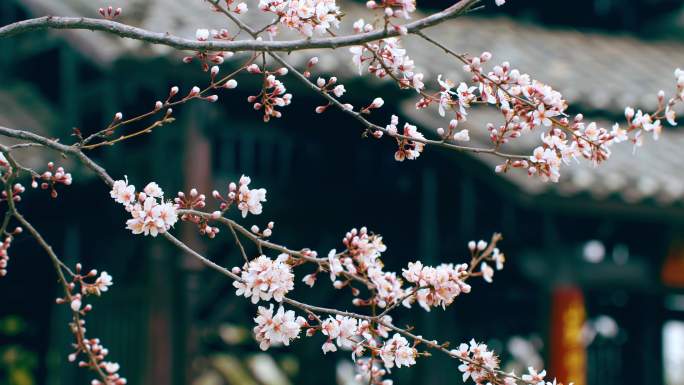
495,0,506,6
102,362,120,374
453,129,470,142
322,341,337,353
395,345,416,367
234,254,294,303
237,175,267,218
110,178,135,206
235,2,248,13
456,82,477,112
402,261,470,311
253,305,305,350
328,249,344,281
492,248,505,270
302,273,316,287
353,18,365,33
480,262,494,283
333,84,346,97
532,104,559,127
379,334,416,369
522,367,547,385
125,197,177,237
666,106,677,126
412,72,425,92
95,271,113,293
371,97,384,109
143,182,163,198
70,298,82,312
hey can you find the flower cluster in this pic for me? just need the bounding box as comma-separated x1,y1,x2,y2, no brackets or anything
258,0,341,37
247,65,293,122
30,162,72,198
462,54,684,182
213,175,268,218
212,223,504,384
379,334,417,369
454,339,500,384
384,115,426,161
253,304,306,350
0,183,24,202
320,315,359,352
56,264,125,385
110,178,178,237
234,254,295,303
402,261,470,311
350,38,424,93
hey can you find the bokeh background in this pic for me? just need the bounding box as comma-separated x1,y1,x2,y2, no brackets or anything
1,1,684,385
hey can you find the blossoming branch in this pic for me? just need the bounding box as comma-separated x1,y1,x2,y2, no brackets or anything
0,0,679,384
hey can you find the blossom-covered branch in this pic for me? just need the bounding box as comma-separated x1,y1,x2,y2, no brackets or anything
1,0,679,384
0,123,550,385
0,147,123,385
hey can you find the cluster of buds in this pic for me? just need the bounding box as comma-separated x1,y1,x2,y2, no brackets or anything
166,84,217,107
55,264,122,384
1,183,25,202
314,77,351,113
30,162,72,198
250,221,275,238
247,65,292,122
366,0,416,20
98,6,121,20
0,234,16,277
58,264,114,311
302,56,319,78
437,119,470,142
183,29,236,71
208,65,239,90
175,189,220,238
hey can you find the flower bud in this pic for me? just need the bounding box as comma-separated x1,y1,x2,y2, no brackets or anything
225,79,238,89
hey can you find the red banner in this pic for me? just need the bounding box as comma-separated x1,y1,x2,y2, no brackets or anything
550,286,586,385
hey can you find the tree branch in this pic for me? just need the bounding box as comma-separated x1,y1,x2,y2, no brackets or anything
0,0,478,52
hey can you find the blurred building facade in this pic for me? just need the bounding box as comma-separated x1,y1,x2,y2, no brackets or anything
1,1,684,385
